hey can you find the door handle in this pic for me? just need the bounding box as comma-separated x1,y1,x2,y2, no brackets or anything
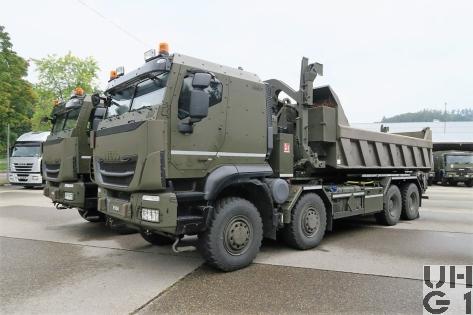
197,157,213,162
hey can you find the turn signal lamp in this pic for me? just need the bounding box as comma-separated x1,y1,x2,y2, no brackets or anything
144,49,156,62
158,42,169,55
74,87,84,96
109,70,117,80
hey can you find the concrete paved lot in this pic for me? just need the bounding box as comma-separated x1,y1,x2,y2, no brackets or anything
0,185,471,314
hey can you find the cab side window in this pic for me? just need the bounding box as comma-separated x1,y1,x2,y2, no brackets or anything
178,75,223,120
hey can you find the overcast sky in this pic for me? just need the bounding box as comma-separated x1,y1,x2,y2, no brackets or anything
2,0,472,122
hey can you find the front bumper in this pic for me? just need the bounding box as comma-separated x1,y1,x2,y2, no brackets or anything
445,173,472,182
8,172,43,186
97,190,178,235
43,181,97,210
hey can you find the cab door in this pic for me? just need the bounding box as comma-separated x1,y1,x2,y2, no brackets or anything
169,66,228,178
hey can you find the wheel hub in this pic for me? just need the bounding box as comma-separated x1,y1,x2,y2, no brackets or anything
224,216,252,255
302,207,319,237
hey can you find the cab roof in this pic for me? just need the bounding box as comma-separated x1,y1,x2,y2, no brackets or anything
16,131,50,142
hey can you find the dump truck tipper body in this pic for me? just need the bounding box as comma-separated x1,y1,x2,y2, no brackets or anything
431,150,473,186
93,48,432,271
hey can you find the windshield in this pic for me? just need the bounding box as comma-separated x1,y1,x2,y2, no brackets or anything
446,155,473,165
52,107,81,133
11,143,41,157
106,72,168,118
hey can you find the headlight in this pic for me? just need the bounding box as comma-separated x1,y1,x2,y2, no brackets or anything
64,192,74,201
141,208,160,222
142,195,160,202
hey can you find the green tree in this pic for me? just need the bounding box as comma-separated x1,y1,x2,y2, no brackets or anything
0,25,36,155
381,108,473,123
31,53,100,130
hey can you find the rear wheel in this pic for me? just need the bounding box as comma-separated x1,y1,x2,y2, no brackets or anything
198,197,263,271
283,193,327,250
375,185,402,226
78,209,104,223
401,183,420,220
140,230,174,245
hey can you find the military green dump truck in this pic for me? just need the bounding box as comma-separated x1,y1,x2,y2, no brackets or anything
431,151,473,186
42,90,106,222
92,45,432,271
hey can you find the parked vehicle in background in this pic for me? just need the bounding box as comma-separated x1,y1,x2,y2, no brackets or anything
42,88,106,222
9,131,50,187
431,150,473,186
42,88,136,233
92,44,432,271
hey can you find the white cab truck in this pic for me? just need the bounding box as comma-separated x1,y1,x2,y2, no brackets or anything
8,131,50,187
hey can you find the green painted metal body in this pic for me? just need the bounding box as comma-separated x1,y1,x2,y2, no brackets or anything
432,150,473,184
93,53,432,237
42,95,98,210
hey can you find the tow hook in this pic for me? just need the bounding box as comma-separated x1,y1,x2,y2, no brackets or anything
172,236,196,253
54,202,68,210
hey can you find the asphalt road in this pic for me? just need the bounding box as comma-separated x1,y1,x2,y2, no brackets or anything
0,184,472,314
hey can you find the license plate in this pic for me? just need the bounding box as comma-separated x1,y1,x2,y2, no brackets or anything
64,192,74,201
111,205,120,212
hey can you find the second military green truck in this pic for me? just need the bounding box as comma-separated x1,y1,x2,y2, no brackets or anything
91,46,432,271
42,89,106,222
431,150,473,186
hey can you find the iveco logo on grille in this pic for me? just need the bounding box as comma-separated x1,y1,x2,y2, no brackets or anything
105,151,120,161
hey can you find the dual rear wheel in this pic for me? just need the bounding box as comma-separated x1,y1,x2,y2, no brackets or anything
376,183,420,226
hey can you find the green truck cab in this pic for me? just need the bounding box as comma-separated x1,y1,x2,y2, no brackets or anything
42,90,106,222
93,45,432,271
431,150,473,186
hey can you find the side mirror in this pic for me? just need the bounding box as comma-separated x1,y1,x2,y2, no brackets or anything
91,93,101,107
192,72,212,88
178,89,210,133
189,90,209,122
92,107,106,131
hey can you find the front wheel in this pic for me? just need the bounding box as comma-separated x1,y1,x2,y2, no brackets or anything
198,197,263,272
375,185,402,226
78,209,105,223
466,180,473,188
283,193,327,250
140,230,174,245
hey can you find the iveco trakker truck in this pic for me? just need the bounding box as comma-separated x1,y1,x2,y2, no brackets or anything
9,131,49,187
431,150,473,186
93,44,432,271
42,88,107,222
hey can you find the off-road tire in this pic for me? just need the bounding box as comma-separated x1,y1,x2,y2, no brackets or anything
375,185,402,226
77,209,104,223
283,193,327,250
198,197,263,272
466,180,473,188
140,230,174,245
401,183,420,220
